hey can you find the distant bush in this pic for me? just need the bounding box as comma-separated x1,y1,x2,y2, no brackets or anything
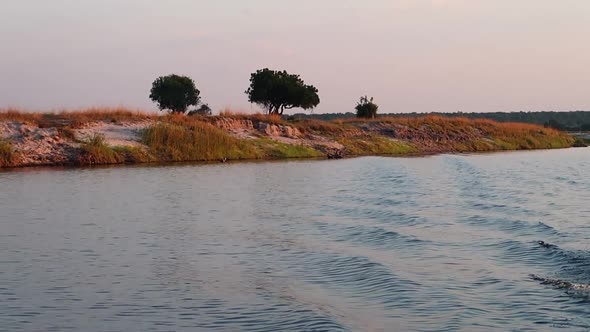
188,104,212,116
355,96,378,119
544,119,566,131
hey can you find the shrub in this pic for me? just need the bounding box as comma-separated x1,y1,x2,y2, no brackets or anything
188,104,212,116
355,96,378,119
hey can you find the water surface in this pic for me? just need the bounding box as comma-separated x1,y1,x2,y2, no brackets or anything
1,149,590,331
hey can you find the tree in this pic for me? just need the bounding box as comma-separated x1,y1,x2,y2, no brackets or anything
245,68,320,115
149,74,200,114
355,96,378,119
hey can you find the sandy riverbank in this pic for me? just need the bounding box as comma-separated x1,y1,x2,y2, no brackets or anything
0,109,576,168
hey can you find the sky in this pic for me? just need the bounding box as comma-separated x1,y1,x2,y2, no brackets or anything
1,0,589,114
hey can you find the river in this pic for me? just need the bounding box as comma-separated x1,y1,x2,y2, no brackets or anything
1,148,589,331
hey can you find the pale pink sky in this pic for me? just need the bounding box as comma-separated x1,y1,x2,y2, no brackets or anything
1,0,589,113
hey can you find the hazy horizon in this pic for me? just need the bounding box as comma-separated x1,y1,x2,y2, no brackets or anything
2,0,589,114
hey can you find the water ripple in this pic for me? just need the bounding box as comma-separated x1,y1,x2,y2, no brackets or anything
2,150,590,331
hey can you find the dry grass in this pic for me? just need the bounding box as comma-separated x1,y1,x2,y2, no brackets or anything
218,109,287,125
343,115,574,151
291,118,351,135
0,107,158,128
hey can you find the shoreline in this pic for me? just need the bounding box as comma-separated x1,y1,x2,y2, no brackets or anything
0,109,577,169
1,147,586,174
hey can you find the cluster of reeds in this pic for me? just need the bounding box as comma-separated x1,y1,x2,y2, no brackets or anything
0,138,17,167
141,121,262,162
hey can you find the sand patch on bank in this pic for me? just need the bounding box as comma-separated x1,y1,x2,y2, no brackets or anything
0,120,154,166
75,121,152,147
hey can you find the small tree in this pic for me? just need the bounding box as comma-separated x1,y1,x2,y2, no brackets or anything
245,68,320,115
355,96,378,119
149,74,200,114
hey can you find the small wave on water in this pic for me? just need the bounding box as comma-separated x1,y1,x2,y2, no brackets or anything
464,216,562,238
535,241,590,273
3,151,590,331
529,240,590,300
313,222,428,251
291,252,422,307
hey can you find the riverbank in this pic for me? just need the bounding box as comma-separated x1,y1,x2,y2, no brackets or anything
0,108,576,168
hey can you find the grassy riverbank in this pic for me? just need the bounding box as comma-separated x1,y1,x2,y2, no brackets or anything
0,108,576,168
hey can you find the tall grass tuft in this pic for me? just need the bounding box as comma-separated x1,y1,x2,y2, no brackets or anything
0,138,17,167
78,134,125,165
112,146,156,163
0,108,157,128
142,122,262,161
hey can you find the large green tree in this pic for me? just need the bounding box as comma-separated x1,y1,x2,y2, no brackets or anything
245,68,320,115
150,74,200,114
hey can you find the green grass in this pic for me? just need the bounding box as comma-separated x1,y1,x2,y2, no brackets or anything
113,146,156,163
491,134,574,151
573,137,589,147
253,138,323,158
142,122,263,161
78,134,125,165
0,138,16,167
337,135,417,155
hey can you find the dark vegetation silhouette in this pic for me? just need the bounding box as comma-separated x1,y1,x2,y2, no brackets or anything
245,68,320,115
150,74,201,114
292,111,590,131
355,96,378,119
188,104,212,116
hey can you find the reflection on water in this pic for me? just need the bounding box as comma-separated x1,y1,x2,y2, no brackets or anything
1,148,590,331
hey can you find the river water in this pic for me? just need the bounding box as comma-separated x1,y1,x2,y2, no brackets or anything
1,148,590,331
